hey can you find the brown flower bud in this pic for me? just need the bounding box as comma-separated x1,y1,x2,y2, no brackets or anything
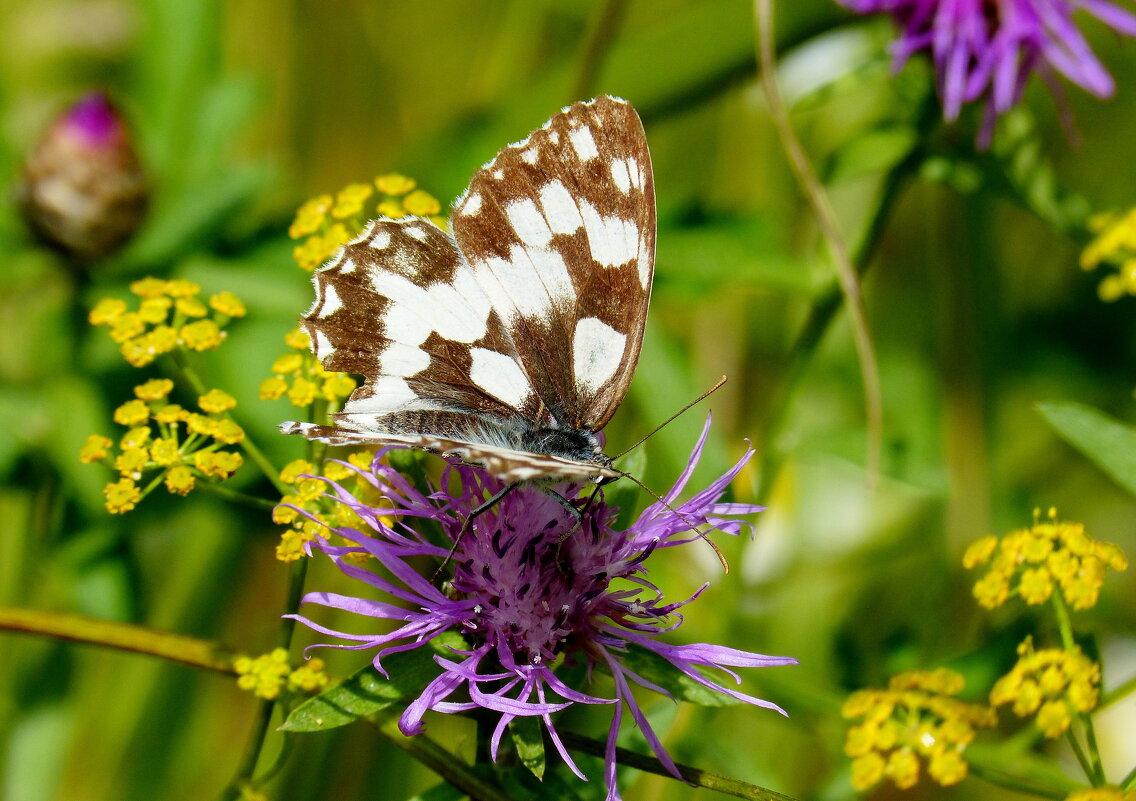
20,92,148,260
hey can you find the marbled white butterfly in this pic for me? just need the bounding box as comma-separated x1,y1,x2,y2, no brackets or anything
282,96,655,487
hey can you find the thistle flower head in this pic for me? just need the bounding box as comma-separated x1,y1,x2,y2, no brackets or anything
839,0,1136,146
289,417,796,799
20,91,148,258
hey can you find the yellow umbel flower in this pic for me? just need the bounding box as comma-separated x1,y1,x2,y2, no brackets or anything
89,279,243,366
79,434,113,464
198,389,237,413
964,509,1127,611
180,319,225,351
990,638,1100,738
289,174,445,272
89,297,126,325
1081,207,1136,301
83,377,250,513
234,649,292,700
262,329,355,411
209,291,246,318
104,478,141,514
134,378,174,401
288,658,330,693
273,452,387,563
842,668,996,791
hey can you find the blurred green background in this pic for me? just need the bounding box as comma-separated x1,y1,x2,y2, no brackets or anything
2,1,1135,799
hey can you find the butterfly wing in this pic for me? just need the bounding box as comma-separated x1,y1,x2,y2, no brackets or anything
285,96,654,480
450,96,655,432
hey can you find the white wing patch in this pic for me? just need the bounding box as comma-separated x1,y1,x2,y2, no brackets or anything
573,317,626,393
460,193,482,216
579,201,639,268
506,198,554,248
539,180,585,235
369,229,391,249
568,125,598,162
475,244,573,320
470,347,531,408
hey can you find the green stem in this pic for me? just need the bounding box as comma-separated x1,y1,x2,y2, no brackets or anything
1120,762,1136,792
570,0,629,101
194,481,277,510
558,731,800,800
1064,727,1096,784
967,762,1069,800
1050,593,1105,782
220,555,310,800
754,101,933,501
168,346,290,496
1099,672,1136,710
1051,592,1076,651
371,712,515,801
0,606,235,672
753,0,883,488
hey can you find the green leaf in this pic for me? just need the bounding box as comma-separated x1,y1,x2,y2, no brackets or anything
282,632,466,732
620,644,738,707
509,715,546,780
1037,401,1136,498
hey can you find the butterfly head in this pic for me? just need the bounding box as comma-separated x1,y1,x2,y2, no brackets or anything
518,425,614,484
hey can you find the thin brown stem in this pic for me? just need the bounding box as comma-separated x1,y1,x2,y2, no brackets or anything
753,0,882,488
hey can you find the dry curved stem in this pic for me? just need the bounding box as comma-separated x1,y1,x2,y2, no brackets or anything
0,605,236,672
559,730,800,800
752,0,883,488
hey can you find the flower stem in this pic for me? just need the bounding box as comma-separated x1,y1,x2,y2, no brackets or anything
1050,592,1105,782
221,558,310,800
371,711,516,801
0,606,235,672
194,480,277,510
752,100,933,502
571,0,629,101
753,0,882,489
1099,672,1136,710
967,761,1070,799
559,730,800,800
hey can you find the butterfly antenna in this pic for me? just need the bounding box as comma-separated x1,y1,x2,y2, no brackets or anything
611,468,730,573
610,376,728,461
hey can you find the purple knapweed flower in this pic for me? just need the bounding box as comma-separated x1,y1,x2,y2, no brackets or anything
20,91,148,258
289,416,796,800
839,0,1136,146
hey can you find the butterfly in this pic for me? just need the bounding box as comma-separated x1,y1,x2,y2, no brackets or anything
281,96,655,488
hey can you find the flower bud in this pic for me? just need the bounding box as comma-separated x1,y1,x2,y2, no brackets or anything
20,92,147,259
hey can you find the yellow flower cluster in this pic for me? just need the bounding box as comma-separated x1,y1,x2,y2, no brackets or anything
259,328,356,408
288,173,445,271
89,278,246,367
964,509,1128,610
80,379,244,513
272,452,387,563
990,638,1101,738
842,669,996,791
1081,208,1136,301
234,648,329,700
1065,788,1136,801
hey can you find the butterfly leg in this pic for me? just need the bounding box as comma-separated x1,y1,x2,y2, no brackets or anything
432,483,519,581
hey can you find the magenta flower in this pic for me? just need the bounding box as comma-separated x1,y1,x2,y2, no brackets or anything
839,0,1136,145
289,416,796,800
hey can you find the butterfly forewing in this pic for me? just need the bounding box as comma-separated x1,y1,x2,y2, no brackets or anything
451,96,655,432
285,96,654,483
